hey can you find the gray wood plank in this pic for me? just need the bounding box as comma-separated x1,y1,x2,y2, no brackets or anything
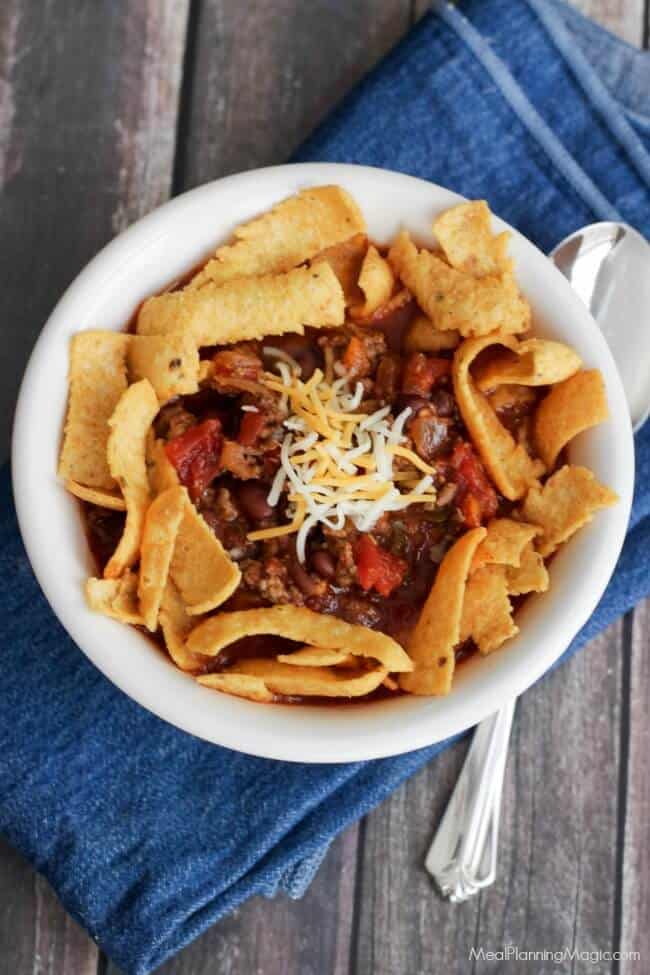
0,1,189,972
485,623,624,971
175,0,412,191
620,599,650,973
0,838,47,975
0,839,98,975
351,738,480,975
0,0,189,463
32,872,99,975
353,622,626,974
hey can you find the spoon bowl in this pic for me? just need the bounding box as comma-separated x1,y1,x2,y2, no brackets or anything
550,222,650,431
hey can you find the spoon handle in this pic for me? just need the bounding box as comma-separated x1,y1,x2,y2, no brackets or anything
425,699,515,901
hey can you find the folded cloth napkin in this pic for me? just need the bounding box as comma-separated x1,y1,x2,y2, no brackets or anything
1,1,649,972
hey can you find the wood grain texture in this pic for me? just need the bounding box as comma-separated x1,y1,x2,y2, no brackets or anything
0,0,189,464
620,599,650,972
487,623,624,963
350,740,480,975
31,873,98,975
175,0,412,189
353,622,626,973
0,839,98,975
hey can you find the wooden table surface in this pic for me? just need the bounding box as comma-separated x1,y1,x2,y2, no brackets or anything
1,2,648,973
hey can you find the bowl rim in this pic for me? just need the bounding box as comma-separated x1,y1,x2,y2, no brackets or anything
11,162,634,763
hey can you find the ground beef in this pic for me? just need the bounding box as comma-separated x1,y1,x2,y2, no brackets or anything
155,403,197,441
317,329,349,354
356,327,387,371
198,483,263,560
333,594,382,629
202,486,239,522
242,557,306,606
260,535,291,559
260,389,289,426
200,508,256,561
318,325,387,380
321,525,358,587
239,392,288,445
211,346,263,394
369,513,391,538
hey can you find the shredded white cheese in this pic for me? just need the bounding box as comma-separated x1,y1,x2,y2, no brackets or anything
248,369,437,558
262,345,301,374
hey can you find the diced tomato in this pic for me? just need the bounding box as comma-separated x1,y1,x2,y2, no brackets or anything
165,418,223,501
401,353,450,397
342,336,370,377
212,348,262,381
355,535,408,597
238,410,266,447
450,442,498,526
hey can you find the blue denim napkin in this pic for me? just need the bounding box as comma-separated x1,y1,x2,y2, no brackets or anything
1,2,649,972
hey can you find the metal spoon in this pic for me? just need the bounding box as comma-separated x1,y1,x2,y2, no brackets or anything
427,222,650,902
552,222,650,432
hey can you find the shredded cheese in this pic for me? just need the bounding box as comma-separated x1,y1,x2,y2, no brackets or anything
262,345,301,374
389,444,436,474
249,368,437,561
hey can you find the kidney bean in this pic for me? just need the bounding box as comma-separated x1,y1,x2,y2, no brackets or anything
337,594,382,629
397,395,430,417
289,559,319,596
272,334,321,379
311,550,336,580
199,509,222,536
410,414,452,460
430,388,455,417
237,481,273,521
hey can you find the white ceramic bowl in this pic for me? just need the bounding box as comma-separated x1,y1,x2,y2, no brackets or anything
12,163,634,762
